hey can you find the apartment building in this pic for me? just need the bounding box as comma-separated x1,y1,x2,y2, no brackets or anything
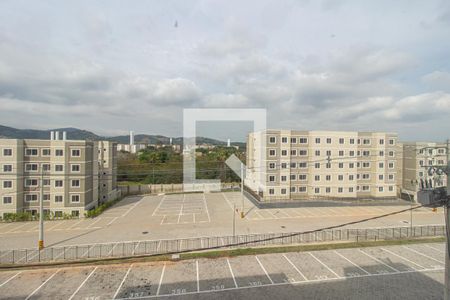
402,142,447,200
246,130,400,201
0,133,117,218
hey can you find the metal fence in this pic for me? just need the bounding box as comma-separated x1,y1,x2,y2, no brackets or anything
0,225,444,265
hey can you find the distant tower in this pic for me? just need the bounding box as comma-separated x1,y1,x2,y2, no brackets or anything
227,138,231,147
170,137,173,145
130,131,134,145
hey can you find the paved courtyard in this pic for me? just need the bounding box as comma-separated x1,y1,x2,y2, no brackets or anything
0,242,445,299
0,192,444,250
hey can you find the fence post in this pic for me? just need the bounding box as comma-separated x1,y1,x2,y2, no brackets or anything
26,249,28,263
12,250,14,264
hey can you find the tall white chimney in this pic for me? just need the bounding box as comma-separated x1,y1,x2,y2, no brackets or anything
130,131,134,145
170,137,173,145
227,138,231,147
50,131,55,140
55,131,60,140
63,131,67,140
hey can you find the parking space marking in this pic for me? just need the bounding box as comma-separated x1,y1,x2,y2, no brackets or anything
380,248,426,270
425,244,445,253
107,216,119,226
25,269,60,300
203,194,211,222
402,246,444,265
87,217,103,228
0,271,21,288
255,256,274,284
196,260,200,292
156,263,166,296
334,250,370,275
113,264,133,299
5,223,29,233
282,254,308,281
177,194,185,224
358,249,400,272
309,252,342,279
226,258,238,288
68,266,97,300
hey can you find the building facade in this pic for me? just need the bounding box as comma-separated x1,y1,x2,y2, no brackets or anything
0,135,117,218
246,130,400,201
401,142,447,200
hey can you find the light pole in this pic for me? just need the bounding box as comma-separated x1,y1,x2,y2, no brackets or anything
240,162,244,218
38,170,44,250
445,139,450,300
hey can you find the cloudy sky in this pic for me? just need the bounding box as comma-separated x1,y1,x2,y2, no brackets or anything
0,0,450,141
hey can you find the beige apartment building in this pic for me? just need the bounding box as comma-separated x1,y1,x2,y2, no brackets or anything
0,133,118,218
401,142,447,201
246,130,400,201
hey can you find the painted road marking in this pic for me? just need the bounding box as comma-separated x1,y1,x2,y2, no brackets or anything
255,256,274,284
309,252,342,279
196,260,200,292
334,250,370,275
68,266,98,300
113,264,133,299
25,269,60,300
380,248,426,270
0,271,22,288
425,244,445,253
156,263,166,296
402,245,445,265
358,249,400,273
282,254,308,281
227,258,238,288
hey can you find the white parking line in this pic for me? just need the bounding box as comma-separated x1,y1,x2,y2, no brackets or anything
402,246,445,264
255,256,274,284
282,254,308,281
203,194,211,223
0,271,21,288
107,217,119,226
132,242,141,255
156,264,166,296
177,194,185,224
68,266,98,300
107,243,119,256
4,223,29,233
334,251,370,275
122,199,143,217
113,264,133,299
25,269,60,300
160,216,167,225
358,249,400,272
380,248,426,270
67,219,84,230
226,258,238,288
46,221,66,231
196,260,200,292
221,193,235,211
309,252,342,279
424,244,445,253
87,218,103,229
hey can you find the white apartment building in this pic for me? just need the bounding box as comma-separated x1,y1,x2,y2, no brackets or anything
402,142,447,201
246,130,400,201
0,133,118,218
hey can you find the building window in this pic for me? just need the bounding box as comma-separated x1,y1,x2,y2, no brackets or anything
326,175,331,181
269,175,275,182
339,150,344,157
326,150,331,156
299,174,307,181
315,150,320,156
269,136,276,144
349,163,354,168
388,151,394,157
350,138,355,144
290,162,296,169
326,187,331,193
25,148,38,156
71,180,80,187
43,194,51,201
338,163,344,168
3,180,12,188
379,151,384,157
349,175,354,181
379,187,384,192
43,179,51,186
269,188,275,195
349,151,355,157
362,186,370,191
290,149,297,156
326,138,332,144
71,149,81,157
379,139,384,145
25,179,38,187
55,195,63,203
42,149,51,156
299,186,307,193
363,139,370,145
326,163,331,169
389,186,394,191
3,149,12,156
298,162,307,168
71,194,80,203
290,137,297,144
315,138,320,144
281,163,287,169
3,196,12,204
314,187,320,194
388,174,394,180
299,150,307,156
290,174,296,180
290,186,296,192
55,149,64,156
315,163,320,169
25,163,38,172
42,164,51,172
281,188,287,195
379,162,384,168
339,138,344,144
379,174,384,180
71,210,80,217
55,180,64,188
269,149,276,157
363,162,370,168
362,174,370,180
338,175,344,181
25,194,38,202
70,164,80,172
281,176,287,182
389,139,395,145
55,165,64,172
338,187,343,193
388,162,395,169
268,162,276,170
314,175,320,181
299,138,308,144
362,150,370,157
349,187,354,193
281,137,288,143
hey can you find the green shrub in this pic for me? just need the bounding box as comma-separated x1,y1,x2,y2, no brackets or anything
84,196,123,218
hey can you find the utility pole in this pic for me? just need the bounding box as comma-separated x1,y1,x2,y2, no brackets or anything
233,203,236,240
240,162,244,218
38,170,44,250
445,139,450,300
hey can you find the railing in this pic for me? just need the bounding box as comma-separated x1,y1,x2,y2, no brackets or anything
0,225,444,265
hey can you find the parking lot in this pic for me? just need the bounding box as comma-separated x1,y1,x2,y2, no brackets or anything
0,192,444,250
0,242,445,299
